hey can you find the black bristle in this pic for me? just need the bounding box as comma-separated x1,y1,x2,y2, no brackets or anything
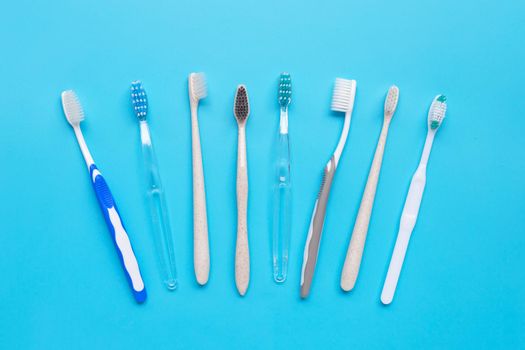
234,85,249,122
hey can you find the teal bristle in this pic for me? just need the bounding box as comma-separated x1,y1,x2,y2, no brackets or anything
430,95,447,130
131,81,148,121
278,73,292,108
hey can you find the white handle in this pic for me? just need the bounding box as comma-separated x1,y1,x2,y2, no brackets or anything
381,165,426,304
341,120,390,291
235,126,250,296
191,106,210,285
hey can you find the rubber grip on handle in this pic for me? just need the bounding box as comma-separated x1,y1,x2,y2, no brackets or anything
300,157,336,298
90,164,147,303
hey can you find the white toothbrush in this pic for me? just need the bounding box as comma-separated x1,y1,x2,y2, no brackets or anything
233,85,250,296
188,73,210,285
381,95,447,305
130,81,178,291
61,90,147,303
340,86,399,292
300,78,356,299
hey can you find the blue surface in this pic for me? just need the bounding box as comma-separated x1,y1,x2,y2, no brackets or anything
0,0,524,348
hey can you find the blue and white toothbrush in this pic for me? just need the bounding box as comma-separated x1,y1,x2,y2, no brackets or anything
61,90,147,303
131,81,178,291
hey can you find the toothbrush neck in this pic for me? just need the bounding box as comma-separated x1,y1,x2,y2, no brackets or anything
238,125,247,167
73,125,95,168
139,120,152,146
419,129,436,167
279,107,289,134
190,102,198,117
333,109,352,167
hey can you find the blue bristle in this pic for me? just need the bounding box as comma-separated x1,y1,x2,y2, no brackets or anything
131,81,148,121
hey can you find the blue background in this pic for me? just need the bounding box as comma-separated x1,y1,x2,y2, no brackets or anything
1,0,524,348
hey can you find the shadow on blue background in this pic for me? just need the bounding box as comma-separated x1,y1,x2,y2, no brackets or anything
0,0,524,349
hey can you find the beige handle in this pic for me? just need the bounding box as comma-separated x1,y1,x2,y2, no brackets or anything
235,125,250,296
191,106,210,285
341,119,391,291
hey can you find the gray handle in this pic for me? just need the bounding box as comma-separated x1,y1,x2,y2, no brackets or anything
300,156,336,298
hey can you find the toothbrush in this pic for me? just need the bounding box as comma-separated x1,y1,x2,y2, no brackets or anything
273,72,292,283
233,85,250,296
340,86,399,292
130,81,178,291
61,90,147,303
300,78,356,298
381,95,447,305
188,73,210,285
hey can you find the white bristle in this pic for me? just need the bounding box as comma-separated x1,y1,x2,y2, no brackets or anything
384,85,399,117
61,90,84,126
189,73,208,100
331,78,356,113
428,95,447,129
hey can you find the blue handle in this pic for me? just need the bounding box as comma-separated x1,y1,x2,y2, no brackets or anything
89,164,147,303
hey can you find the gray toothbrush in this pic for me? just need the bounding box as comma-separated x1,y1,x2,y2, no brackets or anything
300,78,356,298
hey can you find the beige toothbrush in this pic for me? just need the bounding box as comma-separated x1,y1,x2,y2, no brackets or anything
233,85,250,296
340,85,399,291
188,73,210,285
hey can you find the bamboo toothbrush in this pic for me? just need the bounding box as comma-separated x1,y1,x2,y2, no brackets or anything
233,85,250,296
273,73,292,283
188,73,210,285
130,81,178,291
381,95,447,305
340,85,399,292
61,90,147,303
300,78,356,298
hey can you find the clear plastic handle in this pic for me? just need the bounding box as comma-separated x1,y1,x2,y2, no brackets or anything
140,122,178,290
273,132,291,283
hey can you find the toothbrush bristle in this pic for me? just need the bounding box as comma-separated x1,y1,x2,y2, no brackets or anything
331,78,356,113
61,90,85,126
278,72,292,108
429,95,447,129
130,81,148,121
384,85,399,117
234,85,250,123
189,72,208,101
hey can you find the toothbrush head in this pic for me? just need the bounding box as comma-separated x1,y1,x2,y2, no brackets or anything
428,94,447,130
131,81,148,121
234,85,250,125
384,85,399,119
61,90,85,127
189,72,208,103
278,72,292,108
331,78,357,114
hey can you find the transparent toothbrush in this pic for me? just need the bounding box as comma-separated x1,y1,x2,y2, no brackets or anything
131,81,178,290
273,73,292,283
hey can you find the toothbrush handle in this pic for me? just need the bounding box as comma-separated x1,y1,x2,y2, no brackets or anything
341,121,390,291
300,157,336,298
89,164,147,303
141,141,178,290
236,126,250,296
273,132,291,283
381,166,426,304
191,108,210,285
